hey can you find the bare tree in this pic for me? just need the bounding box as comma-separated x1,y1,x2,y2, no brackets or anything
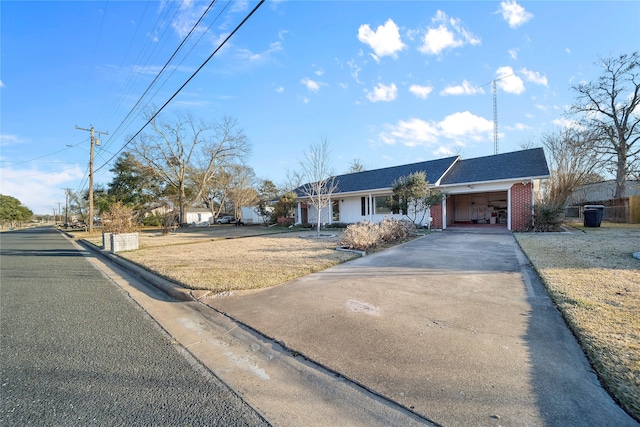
299,137,339,236
130,113,250,225
347,158,366,173
541,127,602,206
570,52,640,198
227,164,258,221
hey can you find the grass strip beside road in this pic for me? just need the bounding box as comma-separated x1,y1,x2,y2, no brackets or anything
515,224,640,421
119,230,357,293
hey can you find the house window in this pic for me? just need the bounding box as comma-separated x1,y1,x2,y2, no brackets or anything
332,200,340,222
375,196,392,214
361,197,370,216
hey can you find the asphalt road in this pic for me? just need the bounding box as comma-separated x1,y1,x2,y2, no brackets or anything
0,227,268,426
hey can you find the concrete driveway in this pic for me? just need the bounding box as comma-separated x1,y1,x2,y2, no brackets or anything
205,229,637,426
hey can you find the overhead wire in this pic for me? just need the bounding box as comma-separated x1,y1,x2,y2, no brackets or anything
94,0,266,174
98,0,219,157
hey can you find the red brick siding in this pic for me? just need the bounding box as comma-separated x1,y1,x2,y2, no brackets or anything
431,203,443,229
511,183,532,231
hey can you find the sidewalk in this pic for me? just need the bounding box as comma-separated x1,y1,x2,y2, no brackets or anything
202,231,637,426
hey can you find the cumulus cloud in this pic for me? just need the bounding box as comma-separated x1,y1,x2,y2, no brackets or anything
366,82,398,102
497,0,533,29
380,118,439,147
520,68,548,86
301,77,322,92
439,111,493,141
409,84,434,99
440,80,484,96
495,66,525,94
357,19,406,61
419,10,480,55
379,111,493,149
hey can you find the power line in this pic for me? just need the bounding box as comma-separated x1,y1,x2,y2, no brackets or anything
98,0,219,157
94,0,266,175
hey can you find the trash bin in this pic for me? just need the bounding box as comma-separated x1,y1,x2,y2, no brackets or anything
584,205,605,226
583,209,599,227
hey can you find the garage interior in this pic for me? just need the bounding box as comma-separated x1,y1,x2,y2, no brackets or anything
446,192,508,226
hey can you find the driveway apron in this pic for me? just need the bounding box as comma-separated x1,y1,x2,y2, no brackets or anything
205,230,637,426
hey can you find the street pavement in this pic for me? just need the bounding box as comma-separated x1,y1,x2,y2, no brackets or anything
0,227,268,426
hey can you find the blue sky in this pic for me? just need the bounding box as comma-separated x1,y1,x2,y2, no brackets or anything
1,0,639,214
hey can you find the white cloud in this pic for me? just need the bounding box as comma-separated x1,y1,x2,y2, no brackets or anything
497,0,534,29
357,19,406,60
366,82,398,102
439,111,493,141
314,68,325,76
379,111,493,149
419,11,480,55
301,77,321,92
0,80,5,88
507,123,532,131
440,80,484,96
552,117,583,129
508,48,519,60
275,86,284,94
236,41,283,63
380,118,439,147
0,166,85,214
0,134,25,147
520,68,548,86
496,66,525,94
409,84,434,99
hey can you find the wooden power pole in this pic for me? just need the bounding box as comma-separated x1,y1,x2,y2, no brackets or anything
75,125,109,233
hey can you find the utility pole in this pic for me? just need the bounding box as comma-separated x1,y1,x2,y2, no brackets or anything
75,125,108,233
62,188,70,227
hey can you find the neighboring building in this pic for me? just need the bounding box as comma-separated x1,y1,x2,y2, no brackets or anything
240,206,272,224
185,208,214,225
566,180,640,206
293,148,550,232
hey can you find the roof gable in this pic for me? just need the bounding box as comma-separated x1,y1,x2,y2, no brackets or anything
439,148,550,185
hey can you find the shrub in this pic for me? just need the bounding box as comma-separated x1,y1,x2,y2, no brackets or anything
340,219,416,251
142,213,162,227
101,202,138,234
533,201,564,232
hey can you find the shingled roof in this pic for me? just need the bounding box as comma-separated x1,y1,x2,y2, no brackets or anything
438,147,549,185
295,155,458,196
294,148,549,196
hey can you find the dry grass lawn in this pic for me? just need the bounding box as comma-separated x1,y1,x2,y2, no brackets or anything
119,229,357,293
515,223,640,420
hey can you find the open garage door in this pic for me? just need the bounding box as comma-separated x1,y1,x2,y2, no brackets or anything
447,192,508,226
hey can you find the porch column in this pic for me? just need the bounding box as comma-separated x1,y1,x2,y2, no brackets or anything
442,195,447,230
296,202,302,225
507,188,512,231
369,194,373,221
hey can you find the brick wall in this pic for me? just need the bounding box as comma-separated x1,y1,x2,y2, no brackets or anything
431,203,443,229
511,183,532,231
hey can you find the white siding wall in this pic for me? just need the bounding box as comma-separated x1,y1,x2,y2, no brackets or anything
307,196,431,225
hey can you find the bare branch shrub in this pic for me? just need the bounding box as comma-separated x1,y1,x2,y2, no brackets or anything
102,202,138,234
340,219,416,251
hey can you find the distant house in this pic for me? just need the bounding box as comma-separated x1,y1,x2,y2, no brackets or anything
241,206,272,224
185,208,214,225
293,148,550,232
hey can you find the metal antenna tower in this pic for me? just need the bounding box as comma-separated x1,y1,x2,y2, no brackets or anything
483,74,513,155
